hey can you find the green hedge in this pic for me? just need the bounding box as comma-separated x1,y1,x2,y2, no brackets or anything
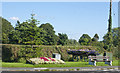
2,44,102,62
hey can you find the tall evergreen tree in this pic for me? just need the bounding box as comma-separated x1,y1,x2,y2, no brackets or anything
103,0,113,51
9,14,46,45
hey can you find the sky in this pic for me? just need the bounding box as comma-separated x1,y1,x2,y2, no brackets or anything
2,2,118,41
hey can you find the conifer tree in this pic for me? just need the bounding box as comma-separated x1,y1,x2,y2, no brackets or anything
103,0,113,51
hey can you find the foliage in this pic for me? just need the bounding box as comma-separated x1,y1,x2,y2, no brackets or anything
118,27,120,59
91,34,104,53
67,39,79,46
9,30,21,44
9,14,47,45
0,17,14,44
2,44,100,62
2,44,70,62
92,33,99,42
112,27,119,47
57,33,68,46
113,46,120,59
79,34,92,46
103,1,113,51
103,32,113,51
18,58,26,63
39,23,58,45
103,27,119,51
2,45,12,62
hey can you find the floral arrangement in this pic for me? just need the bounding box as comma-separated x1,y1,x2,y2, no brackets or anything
27,57,65,64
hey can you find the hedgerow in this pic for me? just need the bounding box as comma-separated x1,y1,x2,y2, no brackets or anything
2,44,101,62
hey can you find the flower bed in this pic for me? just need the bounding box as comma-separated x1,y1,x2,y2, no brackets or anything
27,57,65,64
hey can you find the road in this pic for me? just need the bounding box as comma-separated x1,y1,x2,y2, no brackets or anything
1,66,120,71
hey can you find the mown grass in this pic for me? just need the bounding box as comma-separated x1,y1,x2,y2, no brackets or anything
2,60,119,68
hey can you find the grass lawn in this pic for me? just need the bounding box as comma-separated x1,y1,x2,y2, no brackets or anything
2,60,119,68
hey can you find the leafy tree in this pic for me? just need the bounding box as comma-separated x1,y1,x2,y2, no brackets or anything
67,39,79,46
9,14,46,45
103,27,119,48
0,17,14,44
9,30,21,44
118,27,120,59
103,32,113,50
90,33,104,52
57,33,68,46
92,33,99,42
79,34,91,46
39,23,58,45
112,27,119,47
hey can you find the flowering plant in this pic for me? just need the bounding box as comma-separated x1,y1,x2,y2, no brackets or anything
27,57,65,64
67,49,99,55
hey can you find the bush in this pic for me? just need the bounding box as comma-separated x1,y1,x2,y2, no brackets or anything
113,46,119,59
18,58,26,63
2,44,102,62
2,45,12,62
40,69,50,71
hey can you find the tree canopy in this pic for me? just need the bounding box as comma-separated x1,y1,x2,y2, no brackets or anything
9,14,47,45
79,34,91,45
92,33,99,42
39,23,58,45
112,27,119,47
57,33,68,46
1,17,14,43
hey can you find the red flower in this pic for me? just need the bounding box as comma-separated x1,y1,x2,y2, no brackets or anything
48,57,51,59
40,57,49,61
48,57,55,61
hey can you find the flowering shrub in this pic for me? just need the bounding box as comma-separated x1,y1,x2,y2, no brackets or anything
67,49,99,55
27,57,65,64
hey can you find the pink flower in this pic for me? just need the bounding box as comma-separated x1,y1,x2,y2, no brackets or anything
48,57,55,61
51,59,55,61
40,57,49,61
48,57,51,59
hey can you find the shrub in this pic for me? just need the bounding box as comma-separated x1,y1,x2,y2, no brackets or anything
40,69,50,71
77,68,80,71
113,46,119,59
69,69,76,71
18,58,26,63
2,44,102,62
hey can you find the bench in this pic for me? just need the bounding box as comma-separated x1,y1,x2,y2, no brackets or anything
88,56,112,66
